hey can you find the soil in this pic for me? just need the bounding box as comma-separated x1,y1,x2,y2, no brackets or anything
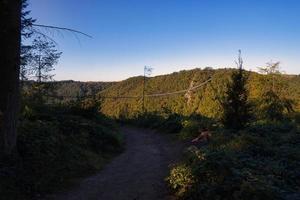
50,126,185,200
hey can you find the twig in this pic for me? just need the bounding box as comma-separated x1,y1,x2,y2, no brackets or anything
32,23,93,38
32,29,59,45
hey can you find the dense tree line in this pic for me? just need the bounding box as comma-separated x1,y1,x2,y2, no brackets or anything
22,80,114,105
99,68,300,120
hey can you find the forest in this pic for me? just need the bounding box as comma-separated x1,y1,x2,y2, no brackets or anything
1,0,300,200
98,67,300,119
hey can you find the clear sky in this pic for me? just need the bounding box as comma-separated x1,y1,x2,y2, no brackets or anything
29,0,300,81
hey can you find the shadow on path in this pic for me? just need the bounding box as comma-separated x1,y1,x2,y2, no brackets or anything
50,126,184,200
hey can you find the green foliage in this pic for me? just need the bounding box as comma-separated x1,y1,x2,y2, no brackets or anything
126,112,164,128
22,82,56,105
221,67,252,130
22,80,114,104
255,62,296,122
52,80,114,103
12,67,300,199
179,120,200,139
160,113,183,133
100,69,224,118
167,122,300,200
166,164,195,197
22,68,299,122
98,68,300,121
122,111,183,133
1,102,123,199
179,115,216,139
259,90,295,121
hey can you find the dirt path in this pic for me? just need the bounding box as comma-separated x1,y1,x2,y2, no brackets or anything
51,126,184,200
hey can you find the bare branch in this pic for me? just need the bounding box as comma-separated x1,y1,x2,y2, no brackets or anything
32,23,93,38
32,29,59,46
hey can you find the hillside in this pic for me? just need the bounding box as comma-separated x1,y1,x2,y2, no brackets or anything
23,80,116,103
51,80,115,98
98,68,300,119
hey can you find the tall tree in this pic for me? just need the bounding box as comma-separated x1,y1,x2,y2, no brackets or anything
222,50,252,130
258,61,281,92
0,0,22,156
28,37,62,82
258,62,294,121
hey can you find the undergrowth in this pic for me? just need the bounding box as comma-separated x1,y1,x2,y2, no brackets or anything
167,121,300,200
0,102,123,199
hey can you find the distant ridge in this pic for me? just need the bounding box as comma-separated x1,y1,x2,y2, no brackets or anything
98,68,300,118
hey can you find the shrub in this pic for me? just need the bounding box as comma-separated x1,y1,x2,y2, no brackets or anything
179,120,200,139
259,90,294,121
167,124,300,199
179,116,216,139
8,104,123,198
167,164,195,197
159,113,183,133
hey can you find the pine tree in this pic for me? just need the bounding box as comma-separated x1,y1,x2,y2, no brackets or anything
28,37,62,82
222,50,252,130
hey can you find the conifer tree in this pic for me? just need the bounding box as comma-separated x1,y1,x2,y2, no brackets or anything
222,50,251,130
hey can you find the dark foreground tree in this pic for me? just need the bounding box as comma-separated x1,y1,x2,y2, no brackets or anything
222,50,252,130
0,0,22,156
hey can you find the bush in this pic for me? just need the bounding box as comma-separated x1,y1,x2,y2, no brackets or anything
122,112,183,133
167,164,195,197
1,103,123,198
167,123,300,199
179,116,216,139
134,112,163,128
179,120,200,139
159,113,183,133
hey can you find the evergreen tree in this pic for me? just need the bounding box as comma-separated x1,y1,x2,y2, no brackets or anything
258,62,294,121
28,37,62,82
221,50,251,130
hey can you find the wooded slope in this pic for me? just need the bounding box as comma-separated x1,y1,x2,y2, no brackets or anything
98,68,300,118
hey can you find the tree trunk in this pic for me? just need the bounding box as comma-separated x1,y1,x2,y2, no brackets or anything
0,0,22,156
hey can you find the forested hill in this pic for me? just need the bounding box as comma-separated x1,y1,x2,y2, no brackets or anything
23,80,115,102
98,68,300,118
51,80,115,97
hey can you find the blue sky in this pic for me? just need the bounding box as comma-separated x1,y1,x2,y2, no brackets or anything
29,0,300,81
